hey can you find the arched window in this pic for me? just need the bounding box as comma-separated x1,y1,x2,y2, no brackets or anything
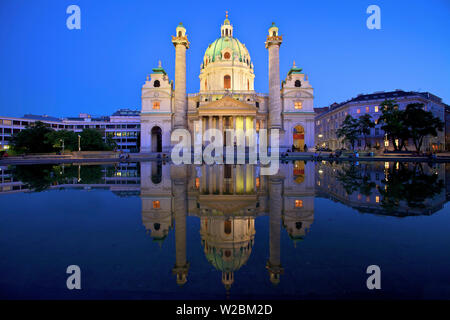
224,52,231,60
273,31,276,36
154,223,161,230
224,220,232,234
152,101,160,109
295,80,301,87
178,31,182,37
224,75,231,89
225,29,228,36
153,80,160,87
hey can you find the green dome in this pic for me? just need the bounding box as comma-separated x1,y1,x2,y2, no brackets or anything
203,36,252,67
205,245,252,272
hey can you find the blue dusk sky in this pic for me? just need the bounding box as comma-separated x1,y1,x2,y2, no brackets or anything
0,0,449,118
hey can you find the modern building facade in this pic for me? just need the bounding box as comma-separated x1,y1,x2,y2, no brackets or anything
0,109,140,152
315,90,448,151
140,14,315,153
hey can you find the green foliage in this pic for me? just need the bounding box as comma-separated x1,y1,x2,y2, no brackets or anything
378,100,409,151
79,128,116,151
403,103,444,152
357,114,375,150
45,130,78,152
10,121,54,154
336,115,359,150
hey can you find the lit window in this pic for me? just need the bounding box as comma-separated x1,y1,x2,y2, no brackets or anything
294,102,303,110
375,196,380,203
224,75,231,89
256,177,260,188
374,106,379,112
357,109,361,114
357,194,362,200
152,200,160,209
195,177,200,189
153,101,160,110
295,200,303,208
366,107,369,112
384,140,389,147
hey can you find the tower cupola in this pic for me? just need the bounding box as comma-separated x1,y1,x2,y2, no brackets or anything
220,11,233,37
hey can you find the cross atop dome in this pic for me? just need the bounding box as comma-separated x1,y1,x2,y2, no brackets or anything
221,11,233,37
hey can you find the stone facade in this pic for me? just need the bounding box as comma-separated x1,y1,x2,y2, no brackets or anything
140,14,315,153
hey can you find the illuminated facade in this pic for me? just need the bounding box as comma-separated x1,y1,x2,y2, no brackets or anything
140,14,315,153
315,90,448,151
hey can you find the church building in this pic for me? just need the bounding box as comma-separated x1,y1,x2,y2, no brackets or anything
140,13,315,153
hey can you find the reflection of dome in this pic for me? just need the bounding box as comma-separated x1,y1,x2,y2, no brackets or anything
200,216,255,290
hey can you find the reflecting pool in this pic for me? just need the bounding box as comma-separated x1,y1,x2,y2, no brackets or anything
0,161,449,299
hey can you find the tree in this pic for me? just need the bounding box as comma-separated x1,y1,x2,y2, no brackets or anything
79,128,117,151
10,121,54,154
403,103,444,152
378,100,410,151
79,128,108,151
336,115,359,150
45,130,78,152
357,114,375,150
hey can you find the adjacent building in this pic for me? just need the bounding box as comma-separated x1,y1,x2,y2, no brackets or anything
315,90,448,151
0,109,140,152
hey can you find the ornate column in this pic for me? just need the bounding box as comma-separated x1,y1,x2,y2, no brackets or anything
172,23,189,130
265,23,282,130
267,175,284,285
171,165,189,286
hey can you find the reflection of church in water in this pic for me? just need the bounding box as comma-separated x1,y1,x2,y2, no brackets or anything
140,161,315,289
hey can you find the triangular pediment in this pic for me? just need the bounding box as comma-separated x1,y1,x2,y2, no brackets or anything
198,96,257,115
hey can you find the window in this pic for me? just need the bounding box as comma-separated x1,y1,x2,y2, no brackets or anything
272,31,276,36
152,101,160,110
295,80,301,87
374,106,379,112
153,80,160,87
195,177,200,189
366,106,369,112
357,109,361,114
224,220,232,234
375,196,380,203
152,200,160,209
295,200,303,208
224,75,231,89
224,52,231,59
178,31,182,37
294,101,303,110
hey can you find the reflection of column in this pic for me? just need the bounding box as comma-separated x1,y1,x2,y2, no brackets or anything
267,177,284,285
171,166,189,286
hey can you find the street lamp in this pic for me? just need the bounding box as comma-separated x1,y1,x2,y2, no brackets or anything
78,134,81,152
60,138,65,154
